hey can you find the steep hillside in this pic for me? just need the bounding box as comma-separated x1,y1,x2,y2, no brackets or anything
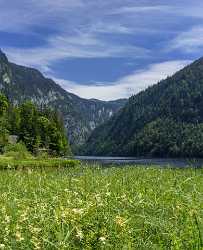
0,49,126,151
83,57,203,157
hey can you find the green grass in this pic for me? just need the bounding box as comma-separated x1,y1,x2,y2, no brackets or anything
0,165,202,249
0,157,80,169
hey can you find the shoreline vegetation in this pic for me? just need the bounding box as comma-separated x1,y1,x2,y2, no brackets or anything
0,164,202,249
0,156,80,170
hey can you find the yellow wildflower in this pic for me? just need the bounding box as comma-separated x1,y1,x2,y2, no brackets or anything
16,231,24,242
115,216,127,227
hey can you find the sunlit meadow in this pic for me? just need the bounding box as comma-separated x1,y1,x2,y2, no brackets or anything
0,165,202,249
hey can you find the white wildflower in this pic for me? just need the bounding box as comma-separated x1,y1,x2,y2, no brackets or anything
99,237,106,244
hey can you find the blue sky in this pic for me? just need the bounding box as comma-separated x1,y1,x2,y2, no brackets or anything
1,0,203,100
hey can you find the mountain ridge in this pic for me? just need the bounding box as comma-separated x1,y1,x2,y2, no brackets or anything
83,56,203,157
0,49,126,151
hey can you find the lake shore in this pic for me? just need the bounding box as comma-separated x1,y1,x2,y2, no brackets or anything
75,156,203,168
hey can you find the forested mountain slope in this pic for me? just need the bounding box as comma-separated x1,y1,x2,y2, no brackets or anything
83,57,203,157
0,49,126,151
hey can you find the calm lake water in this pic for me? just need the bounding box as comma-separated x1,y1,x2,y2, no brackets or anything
75,156,203,168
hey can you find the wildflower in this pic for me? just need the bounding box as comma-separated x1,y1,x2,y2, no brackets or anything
189,209,197,216
20,210,29,222
27,168,32,174
0,244,5,249
4,215,10,223
29,226,41,234
115,216,127,227
15,231,24,242
76,229,83,240
72,208,84,215
99,237,106,244
106,191,111,197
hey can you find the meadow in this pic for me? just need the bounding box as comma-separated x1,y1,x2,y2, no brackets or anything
0,164,202,249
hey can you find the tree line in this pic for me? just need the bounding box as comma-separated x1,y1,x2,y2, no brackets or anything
0,93,71,156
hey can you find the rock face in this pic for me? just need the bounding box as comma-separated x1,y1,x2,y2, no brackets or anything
0,49,126,152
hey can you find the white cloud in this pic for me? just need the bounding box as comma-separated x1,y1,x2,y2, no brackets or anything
0,0,84,32
89,22,133,34
111,3,203,19
53,60,191,100
0,0,197,101
3,32,149,72
111,5,173,15
169,26,203,53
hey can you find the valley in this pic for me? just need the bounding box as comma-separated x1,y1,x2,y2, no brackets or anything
0,49,126,152
1,1,203,249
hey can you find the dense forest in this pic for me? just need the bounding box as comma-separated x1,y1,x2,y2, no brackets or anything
0,93,71,156
83,57,203,157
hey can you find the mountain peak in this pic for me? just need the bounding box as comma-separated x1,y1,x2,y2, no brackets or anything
0,49,8,62
0,48,4,55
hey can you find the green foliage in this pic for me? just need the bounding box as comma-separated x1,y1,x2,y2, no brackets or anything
18,102,71,156
84,58,203,157
0,93,72,157
0,93,8,116
0,166,202,248
0,94,8,153
125,119,203,157
4,142,32,160
0,130,8,153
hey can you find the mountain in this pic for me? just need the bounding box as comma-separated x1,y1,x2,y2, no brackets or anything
0,49,126,151
83,57,203,157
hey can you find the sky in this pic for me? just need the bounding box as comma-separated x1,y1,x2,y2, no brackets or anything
0,0,203,100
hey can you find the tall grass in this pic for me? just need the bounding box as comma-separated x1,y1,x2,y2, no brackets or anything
0,165,202,249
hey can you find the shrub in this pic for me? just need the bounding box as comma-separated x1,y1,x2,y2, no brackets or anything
4,142,33,160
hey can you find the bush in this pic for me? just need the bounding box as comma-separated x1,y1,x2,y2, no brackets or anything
4,142,33,160
35,149,50,159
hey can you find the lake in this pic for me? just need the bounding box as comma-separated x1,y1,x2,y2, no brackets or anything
75,156,203,168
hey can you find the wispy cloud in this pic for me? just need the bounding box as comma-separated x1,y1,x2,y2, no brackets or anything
111,3,203,19
0,0,201,100
0,0,84,32
53,60,191,100
111,5,173,15
4,32,149,72
169,26,203,53
88,22,133,34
